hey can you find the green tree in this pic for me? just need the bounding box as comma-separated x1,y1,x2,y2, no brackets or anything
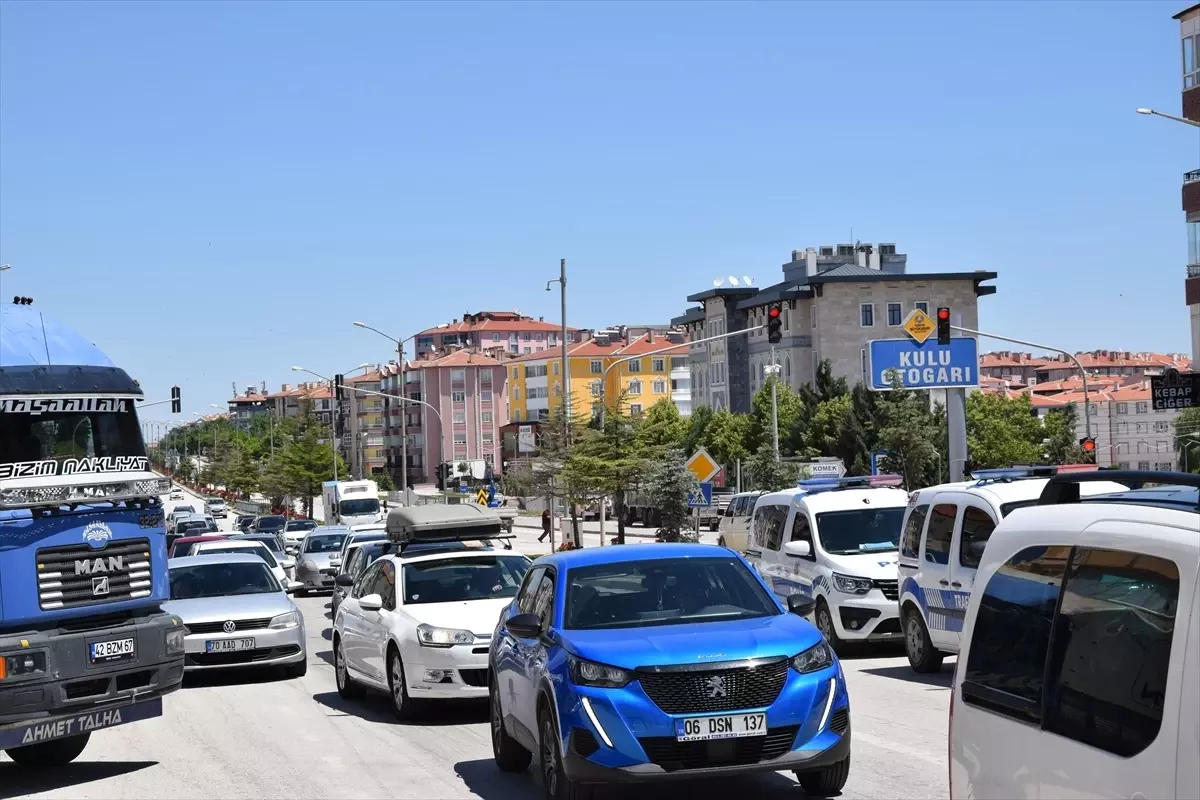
276,410,346,518
747,377,804,455
965,392,1045,469
644,448,697,542
176,457,194,482
747,445,797,491
680,404,713,456
636,399,687,451
376,472,396,492
875,388,940,489
701,409,752,471
569,398,651,544
223,448,261,498
1043,403,1085,466
1175,407,1200,472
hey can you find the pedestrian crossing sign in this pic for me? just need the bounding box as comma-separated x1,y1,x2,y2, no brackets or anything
476,489,488,505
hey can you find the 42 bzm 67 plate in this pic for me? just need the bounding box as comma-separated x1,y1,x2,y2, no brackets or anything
89,637,136,664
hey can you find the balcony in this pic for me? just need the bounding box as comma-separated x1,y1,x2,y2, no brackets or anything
1189,264,1200,278
1186,170,1200,184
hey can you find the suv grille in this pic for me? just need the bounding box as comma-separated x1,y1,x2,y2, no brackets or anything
829,707,849,735
873,579,898,601
638,725,799,771
37,538,152,610
186,618,272,635
636,659,789,714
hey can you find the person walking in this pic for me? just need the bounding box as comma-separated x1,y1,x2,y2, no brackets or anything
538,508,551,542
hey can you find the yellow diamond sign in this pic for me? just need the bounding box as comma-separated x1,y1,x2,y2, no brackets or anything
901,309,936,344
685,448,721,483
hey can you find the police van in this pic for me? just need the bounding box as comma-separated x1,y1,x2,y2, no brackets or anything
743,475,908,653
897,464,1128,673
949,470,1199,800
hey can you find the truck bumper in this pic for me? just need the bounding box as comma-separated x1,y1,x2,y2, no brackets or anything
0,609,185,727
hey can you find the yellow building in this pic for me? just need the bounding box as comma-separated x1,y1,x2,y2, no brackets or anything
507,332,687,423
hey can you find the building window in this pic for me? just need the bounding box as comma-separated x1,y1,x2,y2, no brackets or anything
785,356,791,380
1156,461,1173,470
513,409,521,422
915,301,929,314
552,362,559,375
1186,34,1199,88
1138,461,1151,470
481,411,492,423
452,391,465,402
525,365,547,378
590,380,603,397
1155,421,1169,432
492,333,500,342
627,379,643,395
511,367,519,379
630,403,643,416
453,412,465,424
860,303,874,327
535,332,544,341
1135,402,1148,414
652,379,666,394
590,360,602,374
451,369,465,382
887,302,903,327
513,387,521,400
1117,403,1128,414
652,358,665,372
480,390,492,402
479,370,492,385
453,433,467,445
628,359,642,373
482,432,494,444
1136,422,1148,435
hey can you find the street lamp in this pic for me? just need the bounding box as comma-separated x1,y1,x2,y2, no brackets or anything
292,365,341,482
1135,107,1200,128
1175,431,1200,472
546,259,570,439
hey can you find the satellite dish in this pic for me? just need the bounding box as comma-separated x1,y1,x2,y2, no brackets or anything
742,275,753,286
728,276,740,286
712,278,724,288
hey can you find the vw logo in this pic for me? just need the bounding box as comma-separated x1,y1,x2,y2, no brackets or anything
222,620,236,634
82,522,113,550
705,675,728,699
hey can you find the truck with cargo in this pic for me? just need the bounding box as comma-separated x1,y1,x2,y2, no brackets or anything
322,479,383,528
0,302,185,766
621,488,733,531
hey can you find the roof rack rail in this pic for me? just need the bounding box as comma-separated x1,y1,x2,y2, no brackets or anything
796,474,904,493
970,464,1098,485
1037,470,1200,507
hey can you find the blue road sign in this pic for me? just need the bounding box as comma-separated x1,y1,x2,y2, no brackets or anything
870,450,893,475
868,337,979,391
487,500,502,508
688,482,713,508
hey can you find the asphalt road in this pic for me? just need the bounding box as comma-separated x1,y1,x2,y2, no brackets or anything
0,487,951,800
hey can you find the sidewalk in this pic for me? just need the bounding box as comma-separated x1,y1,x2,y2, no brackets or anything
508,515,720,557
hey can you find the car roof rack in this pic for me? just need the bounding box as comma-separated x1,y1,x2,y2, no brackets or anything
969,464,1098,486
1037,470,1200,511
385,504,507,547
796,474,904,494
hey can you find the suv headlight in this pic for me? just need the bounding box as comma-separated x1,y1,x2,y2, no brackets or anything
165,628,186,655
567,655,632,688
416,624,474,647
791,641,834,674
832,572,872,595
269,611,300,630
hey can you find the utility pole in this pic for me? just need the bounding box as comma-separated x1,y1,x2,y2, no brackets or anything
770,345,780,459
399,341,408,494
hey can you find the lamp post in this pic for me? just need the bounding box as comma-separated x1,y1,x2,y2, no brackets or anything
546,259,570,439
1175,431,1200,472
341,384,446,494
1135,107,1200,128
291,366,340,483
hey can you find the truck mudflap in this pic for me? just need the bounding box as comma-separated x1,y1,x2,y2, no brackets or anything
0,696,162,750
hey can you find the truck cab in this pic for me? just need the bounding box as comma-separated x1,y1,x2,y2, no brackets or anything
322,480,382,528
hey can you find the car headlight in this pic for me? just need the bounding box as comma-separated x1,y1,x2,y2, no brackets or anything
0,650,48,681
832,572,872,595
269,611,300,630
416,624,474,647
567,655,632,688
791,641,834,674
165,628,186,655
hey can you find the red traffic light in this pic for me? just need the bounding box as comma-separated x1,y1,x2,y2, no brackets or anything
937,308,950,321
1080,438,1096,453
768,306,781,319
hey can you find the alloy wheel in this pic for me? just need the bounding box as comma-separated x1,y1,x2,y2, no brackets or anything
391,656,405,711
541,717,558,796
906,616,924,661
335,642,346,688
817,606,833,640
491,687,503,750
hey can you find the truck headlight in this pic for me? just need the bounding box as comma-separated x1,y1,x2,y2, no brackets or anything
270,612,300,630
832,572,872,595
0,650,48,681
416,624,474,647
790,641,834,674
165,628,186,655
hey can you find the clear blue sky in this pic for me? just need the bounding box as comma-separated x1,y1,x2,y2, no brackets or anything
1,0,1194,416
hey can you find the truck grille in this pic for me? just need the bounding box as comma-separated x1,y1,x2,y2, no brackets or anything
186,618,272,635
636,659,789,714
37,538,152,610
873,579,899,601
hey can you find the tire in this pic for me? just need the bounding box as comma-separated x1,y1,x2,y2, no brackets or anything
296,588,309,598
904,609,944,674
795,754,850,796
284,658,308,679
5,733,91,767
334,636,365,699
815,599,848,655
387,649,421,720
709,521,719,532
717,535,726,548
539,705,593,800
491,675,532,772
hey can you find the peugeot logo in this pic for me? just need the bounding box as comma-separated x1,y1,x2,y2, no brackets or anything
705,675,728,699
222,620,236,634
91,576,110,596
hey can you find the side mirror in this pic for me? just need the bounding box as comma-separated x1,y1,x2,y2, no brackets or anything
335,573,356,587
330,558,342,569
281,558,295,570
503,612,542,639
284,580,304,594
787,594,816,617
359,593,383,612
783,540,812,559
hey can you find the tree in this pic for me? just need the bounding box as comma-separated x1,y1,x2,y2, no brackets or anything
701,409,751,471
1043,403,1085,466
747,377,804,455
965,392,1045,469
680,404,713,456
636,399,687,451
176,457,194,482
376,472,396,492
276,410,346,518
644,448,697,542
568,398,652,544
875,388,940,489
1175,407,1200,472
747,445,797,491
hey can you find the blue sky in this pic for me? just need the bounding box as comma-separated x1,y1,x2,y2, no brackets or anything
0,0,1195,416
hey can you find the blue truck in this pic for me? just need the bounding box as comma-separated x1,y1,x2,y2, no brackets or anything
0,302,185,767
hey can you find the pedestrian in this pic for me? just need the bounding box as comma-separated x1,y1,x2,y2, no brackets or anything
538,508,551,542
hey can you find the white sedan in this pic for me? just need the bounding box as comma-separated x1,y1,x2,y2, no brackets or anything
332,547,532,719
190,539,293,590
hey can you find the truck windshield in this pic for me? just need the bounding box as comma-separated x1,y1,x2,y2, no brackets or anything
0,403,146,479
814,507,906,555
340,498,380,516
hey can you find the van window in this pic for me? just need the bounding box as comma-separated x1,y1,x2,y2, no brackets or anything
790,513,812,544
752,505,786,552
1042,548,1179,757
923,504,957,564
900,505,928,559
962,545,1071,724
958,507,997,569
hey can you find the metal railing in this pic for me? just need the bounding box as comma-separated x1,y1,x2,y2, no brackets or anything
1188,263,1200,277
1185,169,1200,184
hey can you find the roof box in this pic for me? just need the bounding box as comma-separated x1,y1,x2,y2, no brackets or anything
385,504,503,545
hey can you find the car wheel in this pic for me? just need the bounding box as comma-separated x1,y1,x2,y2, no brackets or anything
284,658,308,679
539,705,593,800
388,649,420,720
295,587,308,598
334,637,365,699
815,599,847,655
4,733,91,767
795,754,850,796
491,675,532,772
904,609,944,674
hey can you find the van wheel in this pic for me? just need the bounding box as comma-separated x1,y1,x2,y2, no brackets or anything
4,733,91,767
815,599,847,655
795,754,850,795
904,609,944,673
709,521,720,532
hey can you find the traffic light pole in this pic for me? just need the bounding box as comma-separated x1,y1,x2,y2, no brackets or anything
770,345,780,459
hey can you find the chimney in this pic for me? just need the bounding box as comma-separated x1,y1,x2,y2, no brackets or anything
647,330,654,343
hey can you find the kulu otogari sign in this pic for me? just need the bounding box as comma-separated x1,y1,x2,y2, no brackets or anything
869,337,979,391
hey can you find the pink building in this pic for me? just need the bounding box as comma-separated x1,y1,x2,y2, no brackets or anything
379,351,508,486
414,310,579,359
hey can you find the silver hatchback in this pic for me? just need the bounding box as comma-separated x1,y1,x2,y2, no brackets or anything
294,529,348,594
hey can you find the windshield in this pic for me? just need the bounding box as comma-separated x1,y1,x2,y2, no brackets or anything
242,535,283,553
304,534,346,553
564,557,779,631
0,401,148,480
256,516,285,531
169,562,279,599
173,506,195,514
339,498,380,516
203,545,278,568
285,520,315,531
402,555,531,605
177,520,209,534
814,507,906,555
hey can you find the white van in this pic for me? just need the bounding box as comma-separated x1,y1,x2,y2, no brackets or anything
950,470,1199,800
897,465,1127,673
716,491,761,552
743,475,908,653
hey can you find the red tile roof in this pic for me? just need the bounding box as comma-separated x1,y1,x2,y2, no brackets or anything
407,351,507,369
416,311,578,338
507,333,687,362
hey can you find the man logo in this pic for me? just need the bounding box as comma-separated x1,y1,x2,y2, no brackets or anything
74,556,125,575
83,522,113,549
705,675,728,699
92,576,110,597
222,620,237,634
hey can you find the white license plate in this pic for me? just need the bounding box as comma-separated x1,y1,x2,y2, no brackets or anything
205,638,255,653
90,637,136,663
675,712,767,742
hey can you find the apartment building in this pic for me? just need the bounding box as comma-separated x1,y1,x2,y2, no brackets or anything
507,329,689,423
1177,4,1200,359
227,381,325,426
413,310,580,359
346,369,386,479
672,244,997,412
378,351,507,486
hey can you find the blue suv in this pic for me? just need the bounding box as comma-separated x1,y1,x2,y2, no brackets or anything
488,544,851,799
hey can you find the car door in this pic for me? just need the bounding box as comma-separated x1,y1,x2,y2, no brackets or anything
919,500,960,650
341,561,383,683
784,508,818,600
495,566,544,730
510,568,555,737
745,504,787,598
361,560,396,682
947,498,998,644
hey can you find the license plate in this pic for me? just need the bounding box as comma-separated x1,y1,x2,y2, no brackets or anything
90,637,136,664
675,712,767,742
205,638,255,653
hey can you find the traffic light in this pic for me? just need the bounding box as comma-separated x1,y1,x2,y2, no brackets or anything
936,307,951,345
767,304,783,344
334,374,345,402
170,385,181,414
335,410,344,439
1080,437,1096,461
